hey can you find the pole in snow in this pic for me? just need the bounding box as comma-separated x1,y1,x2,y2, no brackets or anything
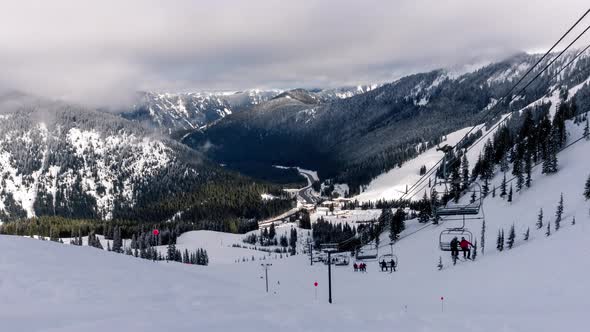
328,251,332,304
314,281,318,300
261,263,272,293
441,296,444,313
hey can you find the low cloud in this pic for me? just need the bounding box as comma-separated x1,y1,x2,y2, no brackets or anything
0,0,588,108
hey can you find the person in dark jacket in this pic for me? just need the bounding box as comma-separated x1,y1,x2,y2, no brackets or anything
380,260,387,271
460,237,474,259
450,237,459,258
389,258,396,272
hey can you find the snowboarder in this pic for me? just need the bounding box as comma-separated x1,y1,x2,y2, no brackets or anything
450,237,459,259
380,260,387,272
353,263,358,272
389,259,396,272
460,237,474,259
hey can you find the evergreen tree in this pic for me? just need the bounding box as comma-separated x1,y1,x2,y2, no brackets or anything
289,228,297,254
167,241,177,261
418,191,431,223
584,117,589,140
389,208,406,243
507,224,515,249
546,222,551,237
524,153,532,188
500,173,507,198
555,193,564,231
279,235,288,247
584,175,590,200
112,226,123,253
470,190,477,204
461,153,470,190
507,184,513,203
492,186,496,198
536,208,544,229
130,233,138,249
572,216,576,226
496,229,504,252
482,178,490,198
472,239,478,260
269,223,276,240
513,155,524,191
378,208,394,227
524,227,530,241
299,211,312,229
543,129,559,174
431,188,439,225
450,163,461,203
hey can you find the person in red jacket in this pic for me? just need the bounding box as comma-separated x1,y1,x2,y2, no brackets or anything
459,237,474,259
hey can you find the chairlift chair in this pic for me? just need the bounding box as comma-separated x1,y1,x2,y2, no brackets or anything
431,168,484,253
378,253,398,271
439,228,473,251
333,254,350,266
356,248,378,261
432,182,483,220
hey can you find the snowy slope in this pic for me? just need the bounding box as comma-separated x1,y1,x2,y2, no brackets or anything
5,169,590,332
354,123,491,202
4,118,590,330
356,75,589,203
155,224,311,265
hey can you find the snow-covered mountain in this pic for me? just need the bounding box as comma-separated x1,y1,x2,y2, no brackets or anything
186,50,590,194
120,90,282,133
0,100,201,221
0,95,293,224
121,86,377,133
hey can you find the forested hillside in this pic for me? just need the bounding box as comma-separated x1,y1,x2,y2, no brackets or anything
184,51,590,194
0,95,293,230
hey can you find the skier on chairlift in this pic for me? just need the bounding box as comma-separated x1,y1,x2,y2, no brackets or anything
389,258,396,272
450,237,459,259
380,259,387,272
460,237,474,259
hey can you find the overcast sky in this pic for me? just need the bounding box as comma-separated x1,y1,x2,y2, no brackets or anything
0,0,588,107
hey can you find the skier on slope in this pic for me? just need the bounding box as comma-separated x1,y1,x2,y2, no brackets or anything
459,237,474,260
450,237,459,259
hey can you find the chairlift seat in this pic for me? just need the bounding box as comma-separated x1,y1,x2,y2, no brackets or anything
436,205,480,216
439,228,473,252
378,254,398,270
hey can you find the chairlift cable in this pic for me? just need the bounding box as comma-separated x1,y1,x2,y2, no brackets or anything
400,11,590,202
